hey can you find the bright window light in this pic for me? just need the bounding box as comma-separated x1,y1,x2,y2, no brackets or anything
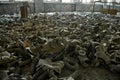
44,0,59,2
62,0,73,3
46,0,51,1
82,0,91,3
15,0,33,1
107,0,112,2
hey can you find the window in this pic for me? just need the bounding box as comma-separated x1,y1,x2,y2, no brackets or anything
82,0,91,3
62,0,73,3
15,0,33,2
107,0,112,2
107,0,120,2
55,0,59,1
117,0,120,2
44,0,59,3
44,0,51,2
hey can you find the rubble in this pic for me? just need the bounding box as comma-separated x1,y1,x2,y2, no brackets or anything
0,13,120,80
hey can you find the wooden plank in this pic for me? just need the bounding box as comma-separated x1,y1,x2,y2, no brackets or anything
20,6,28,18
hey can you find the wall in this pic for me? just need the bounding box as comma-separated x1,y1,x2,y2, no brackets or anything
35,1,120,13
34,0,75,13
76,3,103,12
0,3,19,15
35,0,44,13
0,2,34,15
43,3,75,12
0,1,120,15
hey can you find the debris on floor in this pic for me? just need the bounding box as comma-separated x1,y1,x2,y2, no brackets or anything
0,13,120,80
